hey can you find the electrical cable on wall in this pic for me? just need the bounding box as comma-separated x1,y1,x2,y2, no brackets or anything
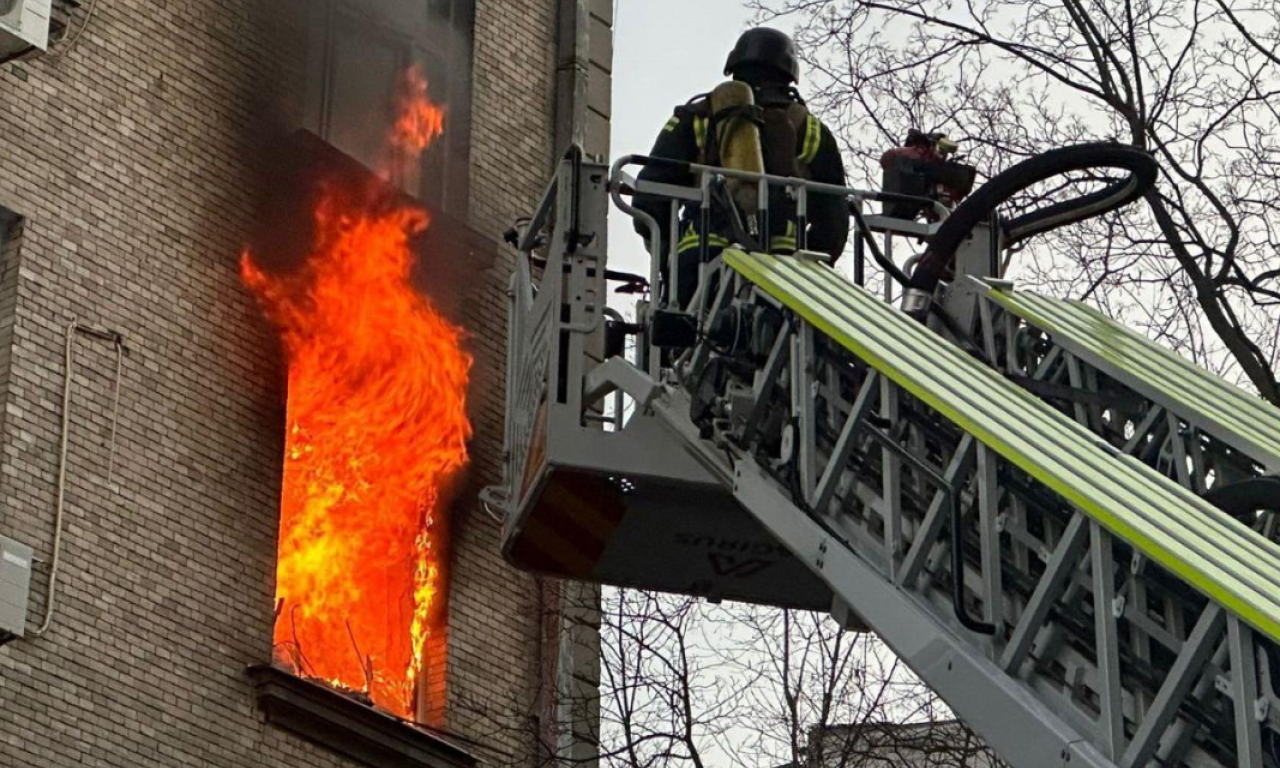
46,0,100,59
30,319,127,638
106,334,124,483
478,486,507,523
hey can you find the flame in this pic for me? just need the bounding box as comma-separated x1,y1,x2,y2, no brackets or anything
242,68,469,718
391,66,446,156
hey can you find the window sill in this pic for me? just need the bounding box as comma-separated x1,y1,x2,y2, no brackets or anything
247,664,477,768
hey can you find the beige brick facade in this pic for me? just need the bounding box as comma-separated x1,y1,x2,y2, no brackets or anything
0,1,607,766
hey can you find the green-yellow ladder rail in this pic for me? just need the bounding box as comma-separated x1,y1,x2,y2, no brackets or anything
989,289,1280,472
725,248,1280,645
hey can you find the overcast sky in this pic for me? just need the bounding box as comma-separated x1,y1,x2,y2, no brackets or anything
608,0,785,289
601,8,829,766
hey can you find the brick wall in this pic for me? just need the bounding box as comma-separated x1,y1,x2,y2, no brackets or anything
0,0,588,766
445,0,559,761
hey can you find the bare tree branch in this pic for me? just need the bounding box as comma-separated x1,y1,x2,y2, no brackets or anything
751,0,1280,402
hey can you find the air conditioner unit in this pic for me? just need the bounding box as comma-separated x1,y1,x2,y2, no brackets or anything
0,535,33,645
0,0,53,60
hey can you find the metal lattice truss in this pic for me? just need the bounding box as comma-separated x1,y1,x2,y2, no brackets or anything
948,281,1280,503
620,251,1280,768
497,152,1280,768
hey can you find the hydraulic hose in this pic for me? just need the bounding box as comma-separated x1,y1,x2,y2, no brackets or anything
1202,477,1280,523
910,143,1159,293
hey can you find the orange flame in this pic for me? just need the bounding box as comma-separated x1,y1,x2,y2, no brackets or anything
391,66,446,156
241,68,469,718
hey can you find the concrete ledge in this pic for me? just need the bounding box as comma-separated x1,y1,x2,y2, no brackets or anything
247,665,478,768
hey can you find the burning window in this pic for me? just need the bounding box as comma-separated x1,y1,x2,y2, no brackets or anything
305,0,474,214
242,67,470,721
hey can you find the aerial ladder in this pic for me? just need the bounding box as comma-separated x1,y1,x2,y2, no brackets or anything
485,142,1280,768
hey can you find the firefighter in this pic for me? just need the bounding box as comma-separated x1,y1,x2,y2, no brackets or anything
633,27,850,308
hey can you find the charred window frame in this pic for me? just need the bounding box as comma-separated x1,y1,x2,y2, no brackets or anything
304,0,475,216
0,208,20,320
0,208,16,247
0,207,21,469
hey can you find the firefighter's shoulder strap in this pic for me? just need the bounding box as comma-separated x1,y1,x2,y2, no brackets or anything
793,103,824,167
772,86,824,168
686,93,824,177
679,97,714,160
760,100,822,179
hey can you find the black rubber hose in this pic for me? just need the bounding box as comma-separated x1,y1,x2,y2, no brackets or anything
912,143,1159,290
1202,477,1280,522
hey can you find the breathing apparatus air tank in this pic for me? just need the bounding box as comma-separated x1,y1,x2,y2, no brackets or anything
709,81,766,216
